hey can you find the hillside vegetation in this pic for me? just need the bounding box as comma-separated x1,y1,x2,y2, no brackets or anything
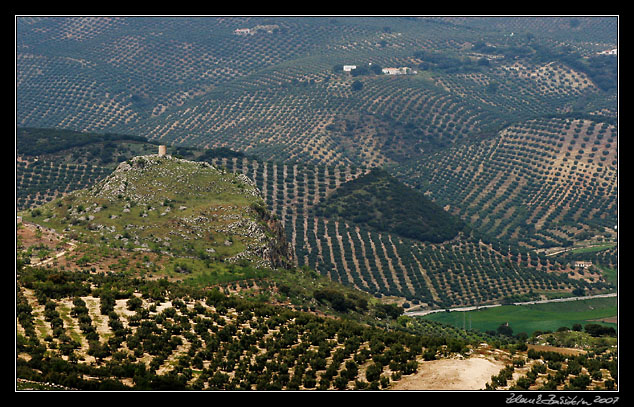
17,128,614,310
16,16,618,392
393,117,617,252
314,168,464,243
17,17,617,167
21,154,292,272
16,259,519,391
17,156,508,391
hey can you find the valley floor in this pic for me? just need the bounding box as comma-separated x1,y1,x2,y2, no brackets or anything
404,292,617,317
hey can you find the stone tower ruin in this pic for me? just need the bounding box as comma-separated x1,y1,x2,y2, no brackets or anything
158,145,167,157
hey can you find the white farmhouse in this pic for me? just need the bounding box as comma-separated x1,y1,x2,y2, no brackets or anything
343,65,357,72
573,261,593,269
597,48,617,55
382,67,400,75
382,67,413,75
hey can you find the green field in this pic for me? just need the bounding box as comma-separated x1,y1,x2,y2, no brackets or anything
597,265,618,287
571,243,617,254
420,297,617,336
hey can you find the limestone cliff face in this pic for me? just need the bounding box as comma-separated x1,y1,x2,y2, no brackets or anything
266,217,292,269
248,201,292,269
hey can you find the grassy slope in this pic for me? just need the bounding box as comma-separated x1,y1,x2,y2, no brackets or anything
19,154,286,272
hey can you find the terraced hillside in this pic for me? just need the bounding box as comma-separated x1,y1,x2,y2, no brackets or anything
16,153,508,391
17,16,617,167
17,129,614,309
16,261,507,390
393,117,617,251
204,156,609,309
15,16,619,392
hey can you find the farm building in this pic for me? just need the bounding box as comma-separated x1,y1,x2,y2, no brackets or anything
343,65,357,72
597,48,617,55
252,24,279,33
382,67,414,75
573,261,593,268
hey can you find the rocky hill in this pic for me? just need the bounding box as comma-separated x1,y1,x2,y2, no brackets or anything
21,153,292,271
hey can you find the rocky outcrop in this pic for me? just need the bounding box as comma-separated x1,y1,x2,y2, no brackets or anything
79,154,292,269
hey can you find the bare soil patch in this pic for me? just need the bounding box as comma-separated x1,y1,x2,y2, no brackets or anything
390,356,505,390
527,344,586,356
588,316,617,324
18,221,67,251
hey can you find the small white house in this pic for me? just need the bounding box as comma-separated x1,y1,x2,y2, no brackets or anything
597,48,617,55
343,65,357,72
382,67,412,75
382,67,401,75
234,28,251,35
574,261,593,269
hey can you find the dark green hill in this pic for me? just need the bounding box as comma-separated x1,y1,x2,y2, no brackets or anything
314,168,464,243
